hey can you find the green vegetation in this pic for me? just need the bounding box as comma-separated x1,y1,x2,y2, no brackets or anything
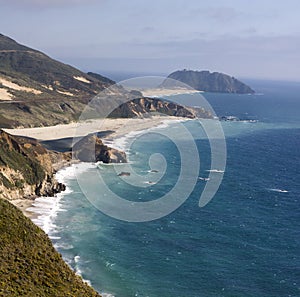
0,34,209,128
0,137,45,186
0,172,14,189
0,198,101,296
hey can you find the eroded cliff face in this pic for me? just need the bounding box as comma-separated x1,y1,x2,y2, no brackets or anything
0,130,127,201
0,130,68,200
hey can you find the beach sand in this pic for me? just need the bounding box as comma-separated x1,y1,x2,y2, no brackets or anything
4,116,187,143
141,88,202,97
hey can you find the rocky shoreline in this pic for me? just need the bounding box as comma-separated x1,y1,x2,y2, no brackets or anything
0,129,126,203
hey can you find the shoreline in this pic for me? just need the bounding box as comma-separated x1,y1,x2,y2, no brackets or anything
8,115,190,217
6,116,192,297
141,88,202,97
3,115,188,142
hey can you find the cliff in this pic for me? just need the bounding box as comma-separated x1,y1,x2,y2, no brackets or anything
0,130,126,200
162,69,255,94
0,129,127,295
0,130,67,200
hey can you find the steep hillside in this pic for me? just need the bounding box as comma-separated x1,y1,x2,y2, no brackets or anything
162,69,255,94
0,33,112,101
110,97,211,118
0,34,212,128
0,198,101,296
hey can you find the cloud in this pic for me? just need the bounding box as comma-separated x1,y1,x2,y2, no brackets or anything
0,0,99,9
188,6,242,23
209,6,241,23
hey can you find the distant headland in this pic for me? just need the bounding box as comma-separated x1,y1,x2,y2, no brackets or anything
162,69,255,94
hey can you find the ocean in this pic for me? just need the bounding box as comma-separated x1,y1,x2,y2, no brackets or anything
29,79,300,297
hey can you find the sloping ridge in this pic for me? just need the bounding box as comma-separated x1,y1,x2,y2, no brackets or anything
0,33,113,100
0,34,210,128
0,198,101,296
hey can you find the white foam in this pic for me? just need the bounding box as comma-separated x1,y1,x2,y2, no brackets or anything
54,242,74,250
27,163,96,236
269,188,289,193
74,255,81,263
56,162,97,182
101,293,115,297
110,118,190,152
30,194,63,234
206,169,225,173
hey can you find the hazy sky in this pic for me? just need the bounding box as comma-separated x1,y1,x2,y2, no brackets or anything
1,0,300,81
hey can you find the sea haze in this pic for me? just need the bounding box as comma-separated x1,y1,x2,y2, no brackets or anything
31,79,300,297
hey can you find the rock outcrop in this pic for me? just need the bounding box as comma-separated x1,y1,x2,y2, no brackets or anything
110,97,205,118
73,134,127,163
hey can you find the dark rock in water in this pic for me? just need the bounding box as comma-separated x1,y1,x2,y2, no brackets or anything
73,134,127,163
162,69,255,94
35,178,66,196
118,171,131,177
220,116,240,121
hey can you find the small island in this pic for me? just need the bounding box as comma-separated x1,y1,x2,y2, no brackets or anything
162,69,255,94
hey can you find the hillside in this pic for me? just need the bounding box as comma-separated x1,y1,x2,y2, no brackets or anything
0,129,129,295
0,198,101,296
162,69,255,94
0,33,116,127
0,33,112,101
0,34,212,128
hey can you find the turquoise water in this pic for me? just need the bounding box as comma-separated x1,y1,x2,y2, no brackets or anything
34,80,300,296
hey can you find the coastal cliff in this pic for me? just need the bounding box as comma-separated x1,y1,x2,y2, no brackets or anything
0,130,67,200
0,129,127,295
0,129,126,200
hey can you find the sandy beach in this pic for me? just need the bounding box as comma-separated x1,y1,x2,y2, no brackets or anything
4,115,187,143
141,88,202,97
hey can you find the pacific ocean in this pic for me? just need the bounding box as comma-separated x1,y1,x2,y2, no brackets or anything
32,79,300,297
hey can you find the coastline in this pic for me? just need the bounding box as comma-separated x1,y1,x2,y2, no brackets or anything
3,115,188,142
6,115,191,296
8,115,190,218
